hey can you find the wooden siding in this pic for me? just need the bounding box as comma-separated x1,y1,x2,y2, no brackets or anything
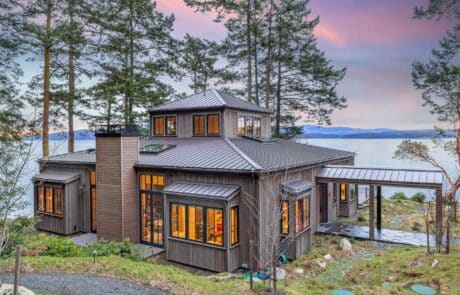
96,136,139,242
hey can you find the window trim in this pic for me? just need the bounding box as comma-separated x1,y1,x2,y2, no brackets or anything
193,114,206,136
230,206,239,246
90,170,97,233
295,195,311,234
152,115,177,136
281,201,289,236
153,116,165,136
237,114,262,137
169,202,225,247
340,183,348,202
206,114,220,135
139,173,165,193
36,184,63,217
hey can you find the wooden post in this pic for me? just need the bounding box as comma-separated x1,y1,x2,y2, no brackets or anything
249,240,253,290
426,202,430,253
376,186,382,231
13,245,22,295
435,189,442,253
369,185,375,240
272,244,277,294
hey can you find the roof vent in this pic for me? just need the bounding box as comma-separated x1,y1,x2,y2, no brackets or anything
140,144,176,154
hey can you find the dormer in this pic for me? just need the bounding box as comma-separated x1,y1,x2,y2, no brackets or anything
149,89,272,138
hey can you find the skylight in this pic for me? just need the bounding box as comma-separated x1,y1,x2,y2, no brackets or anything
242,135,275,143
140,144,175,154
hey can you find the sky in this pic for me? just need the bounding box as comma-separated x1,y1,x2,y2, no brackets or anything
155,0,455,130
18,0,456,130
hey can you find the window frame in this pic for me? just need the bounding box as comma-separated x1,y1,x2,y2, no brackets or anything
206,114,220,135
332,183,338,204
170,203,186,239
281,201,289,235
169,202,225,247
36,184,63,217
153,116,164,136
295,195,311,234
193,114,206,136
237,116,245,136
90,170,97,232
237,114,262,137
165,115,177,136
230,206,239,246
340,183,348,202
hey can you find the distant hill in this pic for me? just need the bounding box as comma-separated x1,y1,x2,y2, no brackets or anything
27,129,95,141
301,125,455,139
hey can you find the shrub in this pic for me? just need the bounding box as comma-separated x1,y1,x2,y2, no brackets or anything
390,192,407,200
411,222,422,232
86,239,142,261
44,237,85,257
0,216,37,257
410,193,426,203
357,214,366,222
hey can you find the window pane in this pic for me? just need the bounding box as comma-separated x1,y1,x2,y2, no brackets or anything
207,114,220,135
231,207,239,245
295,199,303,233
245,117,253,136
145,175,152,191
171,204,186,238
340,183,347,201
303,197,310,228
90,171,96,185
207,208,223,246
193,115,205,135
157,175,164,191
281,201,289,235
166,116,176,135
38,186,45,212
141,193,151,243
54,188,62,216
237,116,245,136
139,174,146,190
46,188,53,213
333,183,337,203
253,118,261,136
188,206,204,242
154,117,164,135
91,187,97,232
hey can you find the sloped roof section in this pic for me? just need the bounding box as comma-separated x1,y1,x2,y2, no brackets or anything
316,165,443,189
230,138,355,171
42,149,96,164
33,171,80,184
150,89,271,114
281,179,314,194
164,181,240,200
137,138,258,171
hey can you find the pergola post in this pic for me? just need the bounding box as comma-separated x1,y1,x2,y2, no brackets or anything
376,186,382,231
369,185,375,240
435,189,443,253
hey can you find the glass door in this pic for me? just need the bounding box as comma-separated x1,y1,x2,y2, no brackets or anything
141,193,152,243
152,194,164,245
140,192,164,246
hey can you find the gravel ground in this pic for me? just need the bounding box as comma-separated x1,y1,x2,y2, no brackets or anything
2,273,163,295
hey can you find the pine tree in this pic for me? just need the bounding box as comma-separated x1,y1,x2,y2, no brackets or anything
84,0,178,125
179,34,220,93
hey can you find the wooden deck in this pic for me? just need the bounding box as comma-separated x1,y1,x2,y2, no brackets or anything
316,223,460,247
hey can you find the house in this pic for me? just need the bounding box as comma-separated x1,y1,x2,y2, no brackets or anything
32,89,357,272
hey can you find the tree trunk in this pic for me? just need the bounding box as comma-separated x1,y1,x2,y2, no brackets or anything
274,31,282,137
128,0,134,124
193,70,197,93
253,25,259,106
107,99,112,126
264,0,273,109
246,1,252,103
42,0,52,158
67,1,75,153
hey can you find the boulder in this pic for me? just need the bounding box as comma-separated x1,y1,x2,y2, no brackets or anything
293,267,304,275
0,284,35,295
323,253,333,262
340,238,353,252
315,259,327,269
431,259,439,268
274,268,287,280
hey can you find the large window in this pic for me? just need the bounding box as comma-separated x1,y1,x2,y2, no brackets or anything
237,115,262,137
169,203,224,247
207,114,220,135
253,117,261,136
231,206,239,245
237,116,245,136
153,117,164,135
295,196,310,233
37,185,62,216
140,174,165,245
193,115,205,135
340,183,347,201
90,170,97,232
332,183,337,204
245,116,253,136
140,174,164,192
188,206,204,242
166,116,176,135
281,201,289,235
171,204,186,238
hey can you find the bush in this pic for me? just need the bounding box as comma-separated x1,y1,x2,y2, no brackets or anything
411,222,422,232
357,214,366,222
410,193,426,203
44,237,85,257
86,239,142,261
390,192,407,200
0,216,37,257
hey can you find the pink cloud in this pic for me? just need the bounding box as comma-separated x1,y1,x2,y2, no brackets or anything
315,23,348,47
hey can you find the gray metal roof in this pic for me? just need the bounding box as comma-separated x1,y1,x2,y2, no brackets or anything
316,165,443,189
150,89,271,114
42,149,96,164
33,171,80,184
137,138,258,172
281,179,314,194
164,181,240,200
229,138,355,171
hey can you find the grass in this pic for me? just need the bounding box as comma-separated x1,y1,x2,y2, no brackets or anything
2,233,459,294
340,198,460,237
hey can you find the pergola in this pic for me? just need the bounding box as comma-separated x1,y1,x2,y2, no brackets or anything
316,165,444,250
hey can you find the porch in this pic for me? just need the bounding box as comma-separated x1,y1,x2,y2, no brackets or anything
316,165,444,250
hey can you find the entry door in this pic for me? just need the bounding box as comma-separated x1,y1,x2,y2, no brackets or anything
140,193,164,246
319,183,328,223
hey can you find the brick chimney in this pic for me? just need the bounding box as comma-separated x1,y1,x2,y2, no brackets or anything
95,125,139,242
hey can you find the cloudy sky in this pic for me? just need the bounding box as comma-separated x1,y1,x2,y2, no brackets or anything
156,0,454,129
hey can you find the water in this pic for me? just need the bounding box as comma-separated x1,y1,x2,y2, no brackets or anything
18,138,458,216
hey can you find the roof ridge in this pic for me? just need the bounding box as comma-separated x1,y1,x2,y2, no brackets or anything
211,88,227,105
223,137,262,170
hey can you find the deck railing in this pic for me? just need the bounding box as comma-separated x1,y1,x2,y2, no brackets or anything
94,125,140,137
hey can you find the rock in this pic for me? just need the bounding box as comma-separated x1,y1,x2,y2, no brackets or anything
386,275,398,282
323,253,333,262
274,268,287,280
293,267,304,275
431,259,439,268
0,284,35,295
315,259,327,269
340,238,353,252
